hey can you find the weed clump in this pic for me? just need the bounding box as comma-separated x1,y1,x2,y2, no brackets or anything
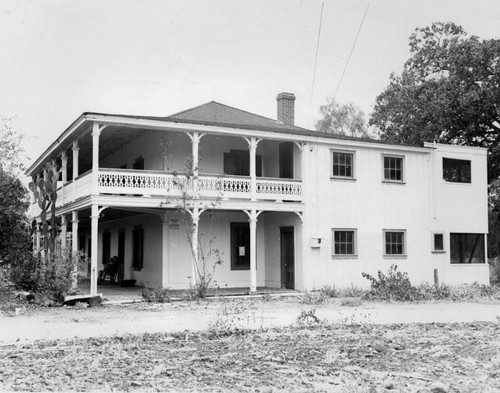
142,284,170,303
362,265,418,301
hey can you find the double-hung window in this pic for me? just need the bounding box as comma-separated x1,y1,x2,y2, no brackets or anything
332,229,357,257
383,155,404,182
384,230,406,256
331,151,354,179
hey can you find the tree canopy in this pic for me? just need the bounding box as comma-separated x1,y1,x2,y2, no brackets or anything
316,98,369,138
370,22,500,181
0,167,30,266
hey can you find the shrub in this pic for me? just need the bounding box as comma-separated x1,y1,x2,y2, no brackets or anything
142,284,170,303
320,286,339,298
300,290,326,304
9,250,78,304
362,265,418,301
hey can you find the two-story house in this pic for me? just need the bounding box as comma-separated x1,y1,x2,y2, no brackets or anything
26,93,489,296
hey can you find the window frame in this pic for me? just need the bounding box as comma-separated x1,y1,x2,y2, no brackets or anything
331,228,358,258
442,157,471,184
382,154,405,183
450,233,486,264
432,232,445,253
383,229,407,257
330,150,356,180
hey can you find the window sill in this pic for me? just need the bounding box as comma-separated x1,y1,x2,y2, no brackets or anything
450,263,486,266
331,254,358,259
383,254,407,259
382,180,406,185
330,176,356,181
133,268,142,271
431,250,446,254
442,181,472,186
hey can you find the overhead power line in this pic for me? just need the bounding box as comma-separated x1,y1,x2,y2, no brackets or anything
333,1,370,101
308,2,324,122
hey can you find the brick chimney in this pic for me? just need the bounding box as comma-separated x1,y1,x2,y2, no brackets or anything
276,92,295,125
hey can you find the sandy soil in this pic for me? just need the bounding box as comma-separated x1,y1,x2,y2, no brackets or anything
2,297,500,345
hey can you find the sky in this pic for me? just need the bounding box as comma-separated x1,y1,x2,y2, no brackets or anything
1,0,500,168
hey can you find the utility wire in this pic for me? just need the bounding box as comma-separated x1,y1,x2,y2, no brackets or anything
333,1,370,101
308,2,324,122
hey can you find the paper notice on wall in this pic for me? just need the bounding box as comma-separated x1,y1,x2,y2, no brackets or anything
239,246,245,256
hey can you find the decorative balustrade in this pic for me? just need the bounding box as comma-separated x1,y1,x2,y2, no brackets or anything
41,169,302,207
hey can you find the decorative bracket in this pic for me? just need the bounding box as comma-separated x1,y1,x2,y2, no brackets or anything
243,209,263,222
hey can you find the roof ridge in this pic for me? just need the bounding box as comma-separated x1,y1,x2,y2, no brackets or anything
166,100,308,131
165,101,218,118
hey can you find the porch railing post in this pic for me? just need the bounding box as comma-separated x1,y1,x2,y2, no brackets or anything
71,211,79,289
72,141,79,199
245,137,261,201
91,123,101,195
90,204,99,296
245,209,262,293
60,214,67,251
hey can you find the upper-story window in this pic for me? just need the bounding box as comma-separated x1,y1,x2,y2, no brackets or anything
331,151,354,179
443,158,471,183
383,155,404,182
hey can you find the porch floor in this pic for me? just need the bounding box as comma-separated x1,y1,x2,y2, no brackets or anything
78,285,299,303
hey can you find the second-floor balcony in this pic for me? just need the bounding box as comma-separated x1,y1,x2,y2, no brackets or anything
55,168,302,208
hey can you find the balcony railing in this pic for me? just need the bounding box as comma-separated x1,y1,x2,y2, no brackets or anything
98,169,302,202
30,169,303,216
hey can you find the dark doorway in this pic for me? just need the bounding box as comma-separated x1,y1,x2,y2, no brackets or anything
224,150,262,177
280,226,295,289
118,229,126,282
279,143,294,179
230,222,250,270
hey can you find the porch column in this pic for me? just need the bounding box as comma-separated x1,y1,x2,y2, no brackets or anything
90,204,99,296
245,209,262,292
61,151,67,204
245,137,261,201
91,123,101,195
72,141,79,197
35,223,41,254
60,214,67,251
186,132,205,198
71,211,79,289
189,207,205,286
160,213,169,288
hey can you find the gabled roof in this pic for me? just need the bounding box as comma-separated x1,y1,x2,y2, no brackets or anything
163,101,309,133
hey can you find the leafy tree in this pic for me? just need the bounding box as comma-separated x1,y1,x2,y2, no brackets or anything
0,117,27,175
316,98,369,138
0,167,31,267
370,22,500,181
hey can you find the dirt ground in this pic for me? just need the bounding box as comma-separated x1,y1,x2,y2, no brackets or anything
1,297,500,344
1,298,500,392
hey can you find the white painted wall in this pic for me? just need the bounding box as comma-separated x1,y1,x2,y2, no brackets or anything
301,141,489,289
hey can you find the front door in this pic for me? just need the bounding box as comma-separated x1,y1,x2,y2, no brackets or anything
280,226,295,289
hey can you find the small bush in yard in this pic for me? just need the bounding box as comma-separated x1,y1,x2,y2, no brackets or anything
9,249,78,304
362,265,418,301
300,290,326,304
142,285,170,303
